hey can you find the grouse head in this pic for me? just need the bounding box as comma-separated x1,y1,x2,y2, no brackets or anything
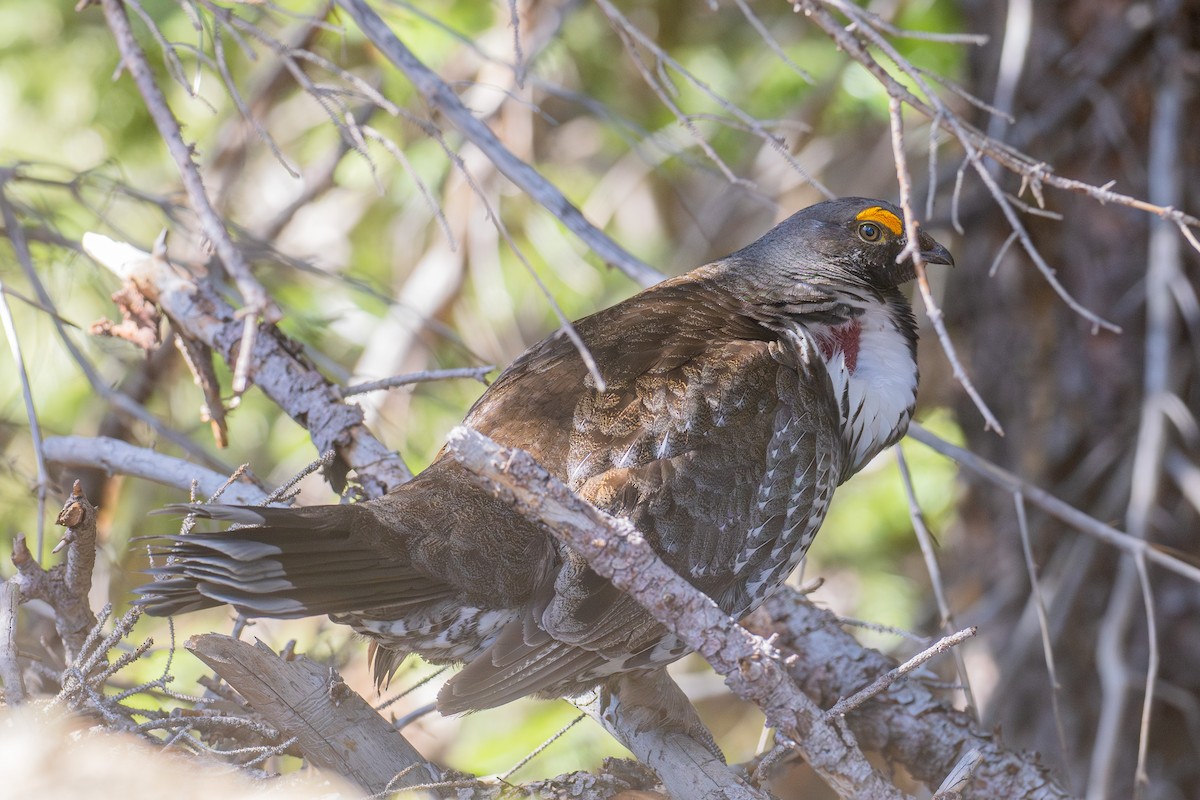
728,197,954,295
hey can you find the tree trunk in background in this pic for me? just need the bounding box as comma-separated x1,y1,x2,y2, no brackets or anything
949,1,1199,795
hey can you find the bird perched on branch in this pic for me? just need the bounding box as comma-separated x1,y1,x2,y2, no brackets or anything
138,197,952,713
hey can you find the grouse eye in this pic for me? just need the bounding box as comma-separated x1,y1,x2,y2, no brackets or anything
858,222,883,242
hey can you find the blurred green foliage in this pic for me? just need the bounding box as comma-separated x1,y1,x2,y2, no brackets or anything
1,0,969,780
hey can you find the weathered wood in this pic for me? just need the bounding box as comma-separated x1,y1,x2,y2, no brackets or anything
11,482,99,665
0,579,25,703
42,436,267,506
756,590,1072,800
81,233,411,497
446,425,906,800
187,634,438,795
581,669,767,800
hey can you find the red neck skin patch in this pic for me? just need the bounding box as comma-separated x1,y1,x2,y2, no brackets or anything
816,319,863,373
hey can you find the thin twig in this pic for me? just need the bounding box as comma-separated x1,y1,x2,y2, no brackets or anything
731,0,814,83
838,616,929,644
826,0,989,45
374,665,450,713
1132,553,1159,795
1013,492,1072,779
423,126,610,391
825,627,976,720
205,10,299,178
907,423,1200,586
391,702,437,731
1090,561,1138,800
887,97,1004,433
343,366,495,397
596,0,833,198
894,446,977,717
933,748,983,799
504,0,525,87
913,64,1014,123
97,0,278,334
602,11,743,186
0,244,49,558
497,713,587,781
358,124,456,248
334,0,664,288
987,230,1019,277
205,463,253,504
261,451,333,505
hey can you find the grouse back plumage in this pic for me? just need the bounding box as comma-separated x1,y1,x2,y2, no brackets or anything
138,197,952,713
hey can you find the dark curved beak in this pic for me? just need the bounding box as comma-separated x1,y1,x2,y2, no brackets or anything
919,237,955,267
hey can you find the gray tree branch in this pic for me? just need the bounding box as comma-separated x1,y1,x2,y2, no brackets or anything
333,0,665,289
186,633,439,795
11,482,100,666
80,233,411,497
755,590,1071,799
43,435,267,506
446,425,908,800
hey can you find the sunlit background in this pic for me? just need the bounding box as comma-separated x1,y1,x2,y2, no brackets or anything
4,1,1194,797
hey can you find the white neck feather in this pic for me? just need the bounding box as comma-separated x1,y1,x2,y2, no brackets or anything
814,302,918,476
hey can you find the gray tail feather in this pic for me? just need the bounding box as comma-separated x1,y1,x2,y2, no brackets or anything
136,503,451,620
435,619,604,714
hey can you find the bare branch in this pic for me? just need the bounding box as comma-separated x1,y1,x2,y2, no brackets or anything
446,425,908,800
11,482,99,665
42,436,268,506
334,0,665,288
96,0,279,335
186,634,439,795
908,424,1200,585
757,590,1072,798
0,579,26,704
81,233,411,496
889,95,1004,434
824,626,976,720
581,669,767,800
342,365,494,397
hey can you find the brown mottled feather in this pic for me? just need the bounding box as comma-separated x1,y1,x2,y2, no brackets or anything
137,197,948,714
